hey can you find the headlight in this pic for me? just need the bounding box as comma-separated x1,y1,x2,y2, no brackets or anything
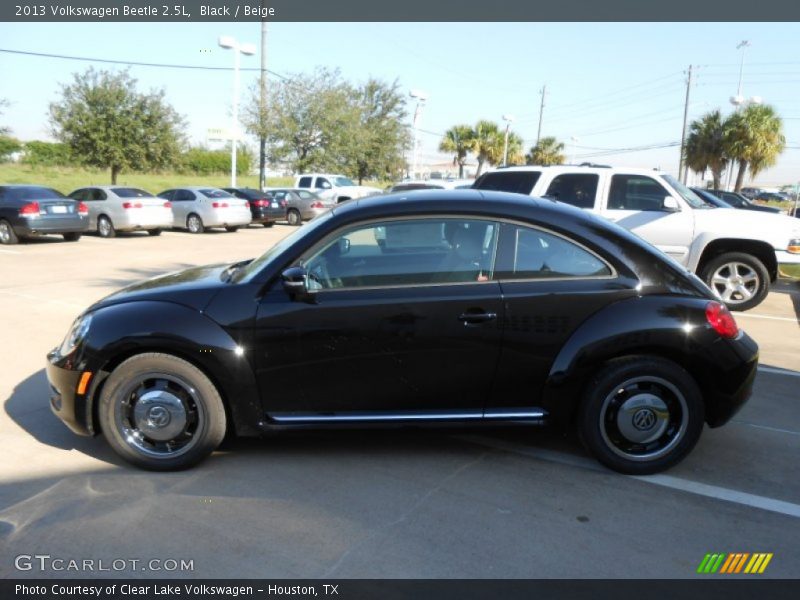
58,313,92,356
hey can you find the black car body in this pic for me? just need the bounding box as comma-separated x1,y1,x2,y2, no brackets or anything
223,187,284,226
704,189,782,214
690,187,732,209
46,190,759,473
0,185,89,244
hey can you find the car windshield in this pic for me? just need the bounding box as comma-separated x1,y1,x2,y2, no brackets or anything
10,187,65,200
200,189,234,198
114,188,153,198
232,211,335,283
662,175,708,209
334,177,356,187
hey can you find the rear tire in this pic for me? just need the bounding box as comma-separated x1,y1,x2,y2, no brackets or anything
287,209,301,226
700,252,769,312
98,353,227,471
0,219,19,245
225,226,239,233
187,214,204,234
63,232,81,242
147,229,162,236
97,215,116,238
577,356,704,475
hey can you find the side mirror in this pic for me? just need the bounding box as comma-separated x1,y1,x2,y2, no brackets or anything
281,266,316,302
662,196,681,212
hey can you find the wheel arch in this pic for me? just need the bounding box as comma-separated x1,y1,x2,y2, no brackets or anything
696,238,778,282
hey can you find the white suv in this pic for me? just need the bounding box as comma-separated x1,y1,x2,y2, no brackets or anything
294,173,382,204
474,165,800,310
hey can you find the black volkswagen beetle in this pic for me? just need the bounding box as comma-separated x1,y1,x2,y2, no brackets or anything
46,190,758,473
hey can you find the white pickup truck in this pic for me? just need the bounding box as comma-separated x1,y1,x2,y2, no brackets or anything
474,165,800,310
294,173,382,204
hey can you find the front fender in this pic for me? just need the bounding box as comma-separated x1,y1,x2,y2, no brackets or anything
75,301,262,437
541,295,722,423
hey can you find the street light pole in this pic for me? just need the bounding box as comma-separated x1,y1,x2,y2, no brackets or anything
219,35,256,188
502,114,514,166
409,90,427,179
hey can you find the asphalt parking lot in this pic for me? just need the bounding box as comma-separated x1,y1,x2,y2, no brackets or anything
1,226,798,579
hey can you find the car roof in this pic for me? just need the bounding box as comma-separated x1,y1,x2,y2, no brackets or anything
485,165,667,176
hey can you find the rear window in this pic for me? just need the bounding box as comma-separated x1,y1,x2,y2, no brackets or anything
113,188,152,198
9,187,66,200
296,190,317,200
474,171,541,195
298,177,312,188
199,189,234,199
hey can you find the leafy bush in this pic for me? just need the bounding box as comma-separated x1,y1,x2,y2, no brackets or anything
0,135,22,162
21,141,75,166
181,147,252,175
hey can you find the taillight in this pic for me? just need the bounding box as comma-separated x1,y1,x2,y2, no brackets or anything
705,301,739,339
310,201,324,209
19,202,40,217
252,199,268,207
122,202,143,209
163,202,172,208
78,201,89,216
212,202,229,208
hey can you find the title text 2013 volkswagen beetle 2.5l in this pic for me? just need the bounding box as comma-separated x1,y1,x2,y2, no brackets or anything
46,191,759,473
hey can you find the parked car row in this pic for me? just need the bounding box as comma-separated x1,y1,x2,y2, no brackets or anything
0,183,335,244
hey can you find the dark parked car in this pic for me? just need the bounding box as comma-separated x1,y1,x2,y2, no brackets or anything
0,185,89,244
222,187,285,227
703,190,782,214
755,191,787,204
46,190,758,474
265,188,335,225
690,187,733,208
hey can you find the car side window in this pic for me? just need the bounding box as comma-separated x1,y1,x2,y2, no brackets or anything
174,190,195,201
302,218,499,290
473,171,541,194
497,225,611,280
543,174,598,209
315,178,331,190
68,189,87,201
91,189,107,201
297,190,315,200
608,175,669,211
298,177,312,188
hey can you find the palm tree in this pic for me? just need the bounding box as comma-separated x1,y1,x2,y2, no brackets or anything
439,124,474,178
525,136,566,166
684,110,728,189
472,120,502,176
724,104,786,192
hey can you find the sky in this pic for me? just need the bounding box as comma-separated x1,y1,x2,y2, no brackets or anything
1,21,799,187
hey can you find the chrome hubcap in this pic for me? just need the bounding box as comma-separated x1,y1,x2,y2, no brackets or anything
99,219,111,236
600,376,688,461
710,262,758,304
116,373,204,458
188,217,200,232
0,223,9,242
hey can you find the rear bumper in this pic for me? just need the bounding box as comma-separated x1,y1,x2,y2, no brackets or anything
703,332,759,428
776,250,800,279
17,216,89,235
45,348,93,436
251,207,284,223
114,212,173,231
204,210,252,227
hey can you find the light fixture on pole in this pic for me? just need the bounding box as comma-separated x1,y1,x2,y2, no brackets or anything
409,90,427,179
219,35,256,188
501,115,515,166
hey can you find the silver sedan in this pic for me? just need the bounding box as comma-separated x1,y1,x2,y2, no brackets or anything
68,186,173,237
265,188,335,226
157,187,252,233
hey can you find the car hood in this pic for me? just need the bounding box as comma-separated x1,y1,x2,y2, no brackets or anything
694,208,800,246
87,263,235,313
339,185,382,197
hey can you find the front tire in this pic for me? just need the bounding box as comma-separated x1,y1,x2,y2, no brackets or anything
0,219,19,245
700,252,769,312
578,356,704,475
98,353,227,470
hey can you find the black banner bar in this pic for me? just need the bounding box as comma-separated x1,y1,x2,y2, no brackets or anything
2,0,800,22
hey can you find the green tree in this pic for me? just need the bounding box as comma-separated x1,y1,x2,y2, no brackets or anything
0,98,10,135
345,78,410,184
724,104,786,192
0,136,21,162
242,67,355,174
526,136,566,166
505,131,524,166
472,120,503,176
684,110,728,189
49,69,186,184
439,125,474,178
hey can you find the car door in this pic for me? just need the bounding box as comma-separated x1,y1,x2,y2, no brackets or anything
600,173,695,265
253,216,505,420
171,189,195,227
488,222,637,411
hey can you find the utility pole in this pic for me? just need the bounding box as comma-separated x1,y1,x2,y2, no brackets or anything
258,12,268,191
536,85,547,145
678,65,693,184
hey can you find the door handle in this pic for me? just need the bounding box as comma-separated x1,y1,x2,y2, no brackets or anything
458,311,497,325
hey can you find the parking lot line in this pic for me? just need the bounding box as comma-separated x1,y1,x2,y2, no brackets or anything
731,420,800,437
456,434,800,519
757,365,800,378
738,312,798,323
0,248,21,254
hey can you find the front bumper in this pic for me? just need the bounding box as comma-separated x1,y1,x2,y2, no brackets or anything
776,249,800,279
45,348,94,436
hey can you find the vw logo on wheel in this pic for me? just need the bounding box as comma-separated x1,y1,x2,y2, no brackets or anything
147,405,171,428
632,408,657,431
